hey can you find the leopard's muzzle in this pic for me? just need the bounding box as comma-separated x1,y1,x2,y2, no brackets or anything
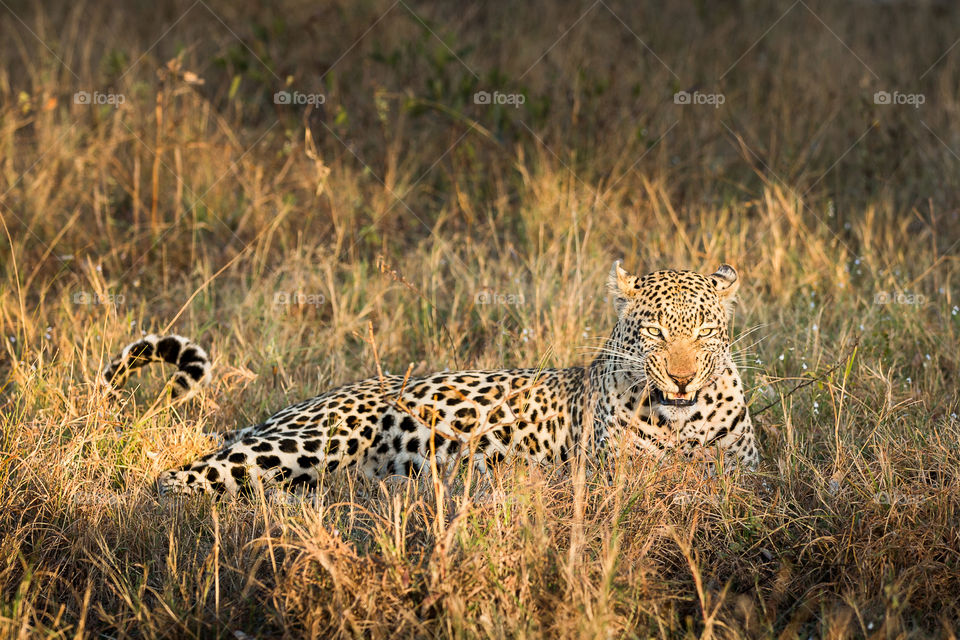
651,387,699,407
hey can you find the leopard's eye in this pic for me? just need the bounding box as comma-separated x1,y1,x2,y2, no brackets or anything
644,326,663,338
698,327,717,338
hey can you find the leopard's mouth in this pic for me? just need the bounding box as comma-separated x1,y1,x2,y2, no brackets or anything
651,387,699,407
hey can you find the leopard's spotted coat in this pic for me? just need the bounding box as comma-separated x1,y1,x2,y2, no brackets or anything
101,263,758,495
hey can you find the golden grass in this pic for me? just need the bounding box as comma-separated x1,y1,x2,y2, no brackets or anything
1,0,959,637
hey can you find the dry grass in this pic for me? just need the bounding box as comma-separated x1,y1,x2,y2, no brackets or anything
1,0,959,637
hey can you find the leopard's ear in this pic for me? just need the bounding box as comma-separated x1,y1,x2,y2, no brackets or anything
608,260,639,315
709,264,739,315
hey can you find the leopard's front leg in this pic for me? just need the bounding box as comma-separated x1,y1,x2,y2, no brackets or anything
700,405,759,469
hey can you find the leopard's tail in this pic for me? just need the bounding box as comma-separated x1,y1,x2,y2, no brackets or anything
100,334,211,402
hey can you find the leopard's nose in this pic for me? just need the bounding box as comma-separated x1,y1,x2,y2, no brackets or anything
667,369,696,392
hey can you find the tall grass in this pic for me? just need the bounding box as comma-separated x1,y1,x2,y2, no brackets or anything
1,0,958,637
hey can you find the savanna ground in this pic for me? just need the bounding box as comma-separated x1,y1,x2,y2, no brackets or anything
1,0,959,637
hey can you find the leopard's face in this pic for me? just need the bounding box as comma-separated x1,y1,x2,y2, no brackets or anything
608,263,740,405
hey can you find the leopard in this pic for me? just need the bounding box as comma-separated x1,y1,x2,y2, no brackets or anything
99,262,759,496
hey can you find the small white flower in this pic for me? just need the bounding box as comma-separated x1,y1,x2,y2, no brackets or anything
859,324,865,331
854,258,861,265
755,358,762,365
812,324,818,331
906,377,912,384
952,306,958,316
802,362,808,370
8,336,14,343
778,354,785,361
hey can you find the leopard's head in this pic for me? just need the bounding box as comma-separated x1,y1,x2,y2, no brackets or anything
608,262,739,406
